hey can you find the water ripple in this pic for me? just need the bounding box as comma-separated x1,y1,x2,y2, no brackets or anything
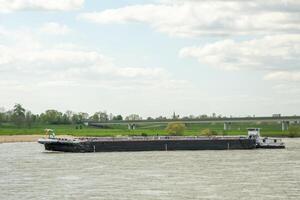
0,138,299,200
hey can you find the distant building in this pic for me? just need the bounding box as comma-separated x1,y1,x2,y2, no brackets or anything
172,112,179,119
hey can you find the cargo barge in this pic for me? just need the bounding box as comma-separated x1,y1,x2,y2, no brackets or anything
38,128,285,152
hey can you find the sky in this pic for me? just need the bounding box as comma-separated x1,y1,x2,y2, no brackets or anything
0,0,299,118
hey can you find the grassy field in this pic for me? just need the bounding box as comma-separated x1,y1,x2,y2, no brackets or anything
0,122,299,137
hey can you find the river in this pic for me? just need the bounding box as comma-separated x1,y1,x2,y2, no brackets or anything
0,138,299,200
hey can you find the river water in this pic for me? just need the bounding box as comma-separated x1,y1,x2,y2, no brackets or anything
0,138,299,200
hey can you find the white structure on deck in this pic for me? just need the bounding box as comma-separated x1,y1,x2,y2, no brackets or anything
247,128,260,137
248,128,285,148
247,128,261,143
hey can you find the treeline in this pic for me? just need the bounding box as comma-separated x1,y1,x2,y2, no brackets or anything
0,104,125,128
0,104,147,127
0,104,225,128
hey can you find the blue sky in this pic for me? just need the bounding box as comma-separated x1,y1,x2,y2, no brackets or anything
0,0,299,118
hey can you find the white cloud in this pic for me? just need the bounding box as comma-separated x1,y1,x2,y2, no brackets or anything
79,0,300,84
0,38,170,82
0,26,189,91
0,45,172,83
40,22,71,35
179,34,300,71
79,0,300,37
0,0,84,12
264,71,300,81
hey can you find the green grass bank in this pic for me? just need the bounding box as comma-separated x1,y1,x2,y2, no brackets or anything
0,122,299,137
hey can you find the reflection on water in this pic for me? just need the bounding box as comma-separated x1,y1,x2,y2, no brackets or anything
0,138,299,200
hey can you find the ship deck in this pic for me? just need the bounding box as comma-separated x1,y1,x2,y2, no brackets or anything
72,136,250,142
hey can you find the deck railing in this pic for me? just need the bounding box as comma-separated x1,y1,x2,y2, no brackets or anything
72,135,248,142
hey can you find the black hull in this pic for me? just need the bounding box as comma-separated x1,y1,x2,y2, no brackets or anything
45,142,84,152
43,138,256,153
256,145,285,149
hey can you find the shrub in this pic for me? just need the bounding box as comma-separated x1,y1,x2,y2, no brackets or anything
166,122,186,136
201,128,218,136
288,126,300,137
141,133,148,137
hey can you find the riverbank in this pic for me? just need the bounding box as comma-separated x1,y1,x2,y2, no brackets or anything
0,124,299,141
0,134,297,144
0,135,74,143
0,135,42,143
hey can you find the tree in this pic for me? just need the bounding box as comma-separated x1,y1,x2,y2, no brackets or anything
199,114,208,119
99,112,108,121
181,116,190,120
71,113,80,124
62,113,71,124
156,116,167,120
125,114,142,121
5,110,13,123
0,107,5,125
212,113,216,118
12,104,25,127
25,111,34,128
69,112,89,124
91,112,99,121
78,112,89,123
166,122,186,136
65,110,74,122
113,115,123,121
91,111,108,122
41,109,63,124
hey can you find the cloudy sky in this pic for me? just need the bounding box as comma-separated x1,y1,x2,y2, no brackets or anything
0,0,299,117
